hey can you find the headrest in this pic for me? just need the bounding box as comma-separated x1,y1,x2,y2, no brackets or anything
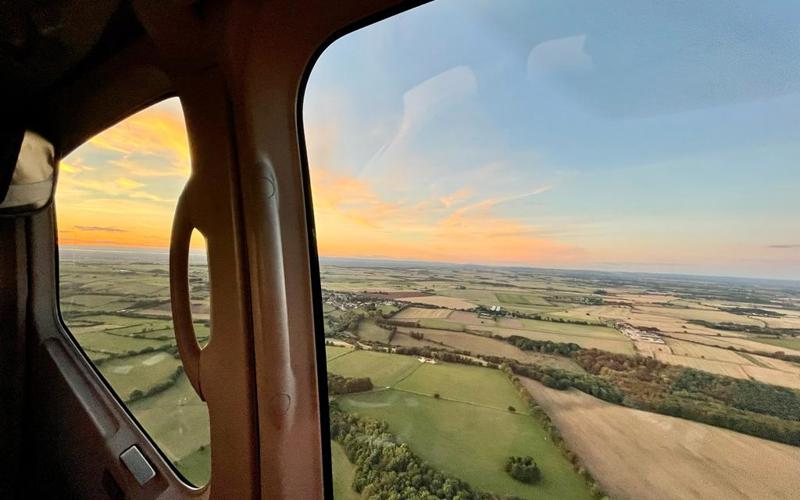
0,130,56,216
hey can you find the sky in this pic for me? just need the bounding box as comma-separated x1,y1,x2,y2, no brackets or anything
59,0,800,279
57,98,189,249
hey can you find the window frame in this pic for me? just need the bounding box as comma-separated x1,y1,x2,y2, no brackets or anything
52,94,209,492
293,1,433,496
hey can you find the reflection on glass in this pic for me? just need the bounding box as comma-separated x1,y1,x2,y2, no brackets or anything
306,1,800,498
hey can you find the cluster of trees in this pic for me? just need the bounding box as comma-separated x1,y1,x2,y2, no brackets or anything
327,310,365,337
329,405,490,499
673,369,800,421
501,336,582,357
410,331,425,340
504,456,540,484
386,325,398,343
377,317,421,331
657,396,800,446
499,359,624,404
327,373,373,395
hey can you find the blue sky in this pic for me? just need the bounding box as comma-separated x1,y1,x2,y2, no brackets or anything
304,0,800,279
56,0,799,279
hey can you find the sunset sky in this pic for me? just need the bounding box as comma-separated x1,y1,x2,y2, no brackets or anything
58,0,800,279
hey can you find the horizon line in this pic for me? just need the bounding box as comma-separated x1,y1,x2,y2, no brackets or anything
58,243,800,283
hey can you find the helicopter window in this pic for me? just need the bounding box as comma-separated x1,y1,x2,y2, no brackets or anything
56,98,211,487
304,1,800,498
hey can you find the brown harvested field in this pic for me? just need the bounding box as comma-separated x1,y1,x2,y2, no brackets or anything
652,346,800,388
740,365,800,390
489,326,634,355
633,341,671,357
668,332,800,357
449,310,495,326
749,355,800,373
637,305,766,326
614,293,676,305
395,295,476,310
665,339,752,364
389,331,444,349
762,315,800,329
521,378,800,500
496,317,523,328
553,304,776,341
395,328,583,372
393,307,452,319
654,353,749,379
550,305,632,322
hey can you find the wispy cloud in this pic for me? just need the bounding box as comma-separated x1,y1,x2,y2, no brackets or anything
768,244,800,249
363,65,478,175
440,186,553,227
309,165,572,265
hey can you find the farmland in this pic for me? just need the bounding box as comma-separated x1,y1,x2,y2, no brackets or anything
330,347,593,499
321,259,800,498
521,378,800,500
58,248,800,498
59,247,210,486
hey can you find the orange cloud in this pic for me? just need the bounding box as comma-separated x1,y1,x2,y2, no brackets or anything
86,105,190,176
56,98,201,249
59,98,569,264
309,166,573,266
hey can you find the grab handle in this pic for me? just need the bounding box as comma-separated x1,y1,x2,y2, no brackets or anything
169,192,204,401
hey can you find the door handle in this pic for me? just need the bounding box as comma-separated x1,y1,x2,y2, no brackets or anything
170,191,204,401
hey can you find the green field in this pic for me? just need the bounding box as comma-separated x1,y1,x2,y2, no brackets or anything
418,317,467,331
517,319,618,337
61,259,210,485
331,441,360,500
100,320,174,336
395,362,530,414
67,314,150,326
99,351,181,400
128,374,210,470
73,330,174,354
174,445,211,487
326,346,353,361
496,293,551,306
327,349,421,387
330,348,593,499
355,319,392,342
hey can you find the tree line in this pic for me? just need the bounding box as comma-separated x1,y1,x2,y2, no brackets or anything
327,373,373,395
